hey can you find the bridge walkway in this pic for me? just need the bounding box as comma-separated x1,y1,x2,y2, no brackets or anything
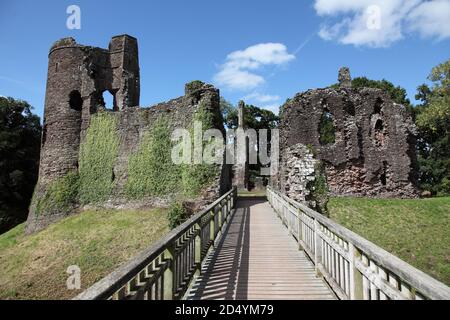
187,198,336,300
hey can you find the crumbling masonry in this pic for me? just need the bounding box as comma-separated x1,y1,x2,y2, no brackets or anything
277,68,418,199
26,35,231,233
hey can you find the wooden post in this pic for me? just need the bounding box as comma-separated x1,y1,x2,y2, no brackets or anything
218,202,223,231
163,245,175,300
314,219,322,276
209,209,215,246
298,209,303,250
349,243,363,300
194,223,202,277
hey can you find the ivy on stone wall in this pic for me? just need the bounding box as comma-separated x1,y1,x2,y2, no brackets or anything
307,161,329,215
180,101,219,197
125,116,181,198
78,112,120,204
33,171,79,216
126,101,220,201
33,102,221,218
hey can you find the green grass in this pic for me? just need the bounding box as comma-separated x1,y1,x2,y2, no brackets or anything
0,208,169,300
328,196,450,285
238,190,267,197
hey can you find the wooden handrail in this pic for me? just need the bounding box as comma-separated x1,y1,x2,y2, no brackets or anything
75,187,238,300
267,185,450,300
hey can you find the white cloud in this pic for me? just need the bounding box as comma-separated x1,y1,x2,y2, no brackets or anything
243,92,281,104
214,43,295,90
314,0,450,47
407,0,450,40
260,103,281,114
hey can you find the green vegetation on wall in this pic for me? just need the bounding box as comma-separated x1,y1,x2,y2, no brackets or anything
33,171,79,216
126,116,181,198
185,80,205,93
181,101,219,197
126,101,219,204
318,111,336,145
33,103,220,219
78,112,120,204
307,162,329,215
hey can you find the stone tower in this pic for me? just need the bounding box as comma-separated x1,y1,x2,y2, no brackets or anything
27,35,140,233
233,100,249,190
39,35,139,184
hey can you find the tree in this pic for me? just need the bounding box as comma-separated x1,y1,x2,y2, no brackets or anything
332,77,414,114
414,59,450,195
0,97,41,233
351,77,412,107
222,101,279,130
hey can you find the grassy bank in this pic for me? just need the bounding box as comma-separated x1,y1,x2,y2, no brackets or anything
0,208,169,300
328,196,450,285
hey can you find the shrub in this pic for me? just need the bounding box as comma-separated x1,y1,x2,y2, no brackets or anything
167,202,189,229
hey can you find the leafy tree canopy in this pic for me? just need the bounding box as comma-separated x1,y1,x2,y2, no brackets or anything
0,97,41,233
331,77,413,114
350,77,412,107
220,98,279,130
414,59,450,195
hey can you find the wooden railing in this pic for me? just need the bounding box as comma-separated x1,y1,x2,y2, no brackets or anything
75,187,238,300
267,186,450,300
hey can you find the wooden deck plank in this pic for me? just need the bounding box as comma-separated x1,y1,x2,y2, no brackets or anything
186,198,336,300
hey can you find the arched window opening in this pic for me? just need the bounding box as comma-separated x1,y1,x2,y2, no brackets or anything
102,90,117,111
345,101,355,116
375,119,383,132
319,109,336,146
69,91,82,112
374,97,383,114
374,119,385,147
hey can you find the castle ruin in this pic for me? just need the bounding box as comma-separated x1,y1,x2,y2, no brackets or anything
276,67,418,199
26,35,231,233
27,35,420,233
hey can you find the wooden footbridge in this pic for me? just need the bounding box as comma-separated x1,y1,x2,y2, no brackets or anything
76,187,450,300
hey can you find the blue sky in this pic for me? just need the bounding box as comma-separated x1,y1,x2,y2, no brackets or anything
0,0,449,118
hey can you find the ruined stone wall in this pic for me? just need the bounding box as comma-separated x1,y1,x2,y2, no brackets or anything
279,69,418,199
26,36,231,233
280,144,328,214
